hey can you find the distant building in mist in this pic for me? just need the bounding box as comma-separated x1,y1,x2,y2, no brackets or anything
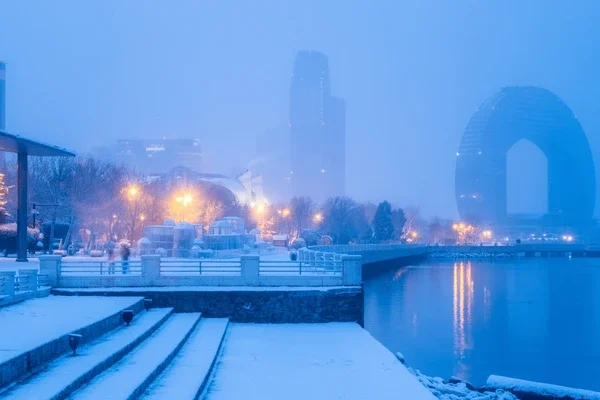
251,124,291,203
455,86,595,231
0,61,5,131
108,138,203,175
289,50,345,202
326,96,346,196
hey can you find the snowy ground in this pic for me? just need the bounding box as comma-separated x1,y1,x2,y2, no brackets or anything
0,257,40,272
203,323,436,400
0,295,142,364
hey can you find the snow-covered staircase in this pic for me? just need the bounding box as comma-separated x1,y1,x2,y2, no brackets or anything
1,308,173,400
0,306,230,400
140,318,229,400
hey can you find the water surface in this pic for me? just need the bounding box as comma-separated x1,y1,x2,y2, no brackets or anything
363,259,600,391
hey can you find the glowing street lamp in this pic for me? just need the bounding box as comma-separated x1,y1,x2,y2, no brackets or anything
175,193,193,207
125,185,139,199
281,208,291,217
313,213,323,223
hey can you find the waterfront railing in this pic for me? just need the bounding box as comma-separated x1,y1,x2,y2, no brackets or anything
40,253,361,288
0,269,51,307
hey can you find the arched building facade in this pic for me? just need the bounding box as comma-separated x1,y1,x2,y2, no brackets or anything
455,87,595,229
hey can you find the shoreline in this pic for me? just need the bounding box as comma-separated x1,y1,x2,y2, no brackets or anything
396,352,600,400
394,352,518,400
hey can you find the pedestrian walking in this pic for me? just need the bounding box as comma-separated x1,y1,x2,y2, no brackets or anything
121,243,131,274
107,241,116,274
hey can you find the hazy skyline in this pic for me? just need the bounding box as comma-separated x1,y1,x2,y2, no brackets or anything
1,1,600,218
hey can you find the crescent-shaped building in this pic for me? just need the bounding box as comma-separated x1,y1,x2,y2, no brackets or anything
455,87,595,229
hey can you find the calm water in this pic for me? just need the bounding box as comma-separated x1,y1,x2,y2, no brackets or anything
364,259,600,391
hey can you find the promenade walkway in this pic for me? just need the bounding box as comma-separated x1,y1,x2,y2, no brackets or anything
204,323,435,400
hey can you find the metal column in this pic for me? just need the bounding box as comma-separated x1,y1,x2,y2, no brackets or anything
16,151,28,262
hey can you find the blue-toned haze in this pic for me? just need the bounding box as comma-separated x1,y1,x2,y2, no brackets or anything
1,1,599,217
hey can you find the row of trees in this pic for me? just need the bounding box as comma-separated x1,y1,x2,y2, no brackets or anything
0,156,242,249
0,154,457,248
256,197,410,245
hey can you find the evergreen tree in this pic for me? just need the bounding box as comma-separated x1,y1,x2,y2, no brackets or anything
372,201,394,241
0,173,8,223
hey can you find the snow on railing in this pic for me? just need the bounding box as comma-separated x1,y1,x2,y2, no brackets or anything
14,274,29,293
258,260,342,276
60,260,142,276
41,253,362,288
0,269,47,307
159,259,242,276
37,273,49,288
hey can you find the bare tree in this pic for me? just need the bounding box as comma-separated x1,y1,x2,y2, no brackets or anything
199,200,225,230
402,206,425,239
321,197,369,244
289,196,314,238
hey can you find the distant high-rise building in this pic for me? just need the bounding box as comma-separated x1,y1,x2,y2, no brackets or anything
289,50,345,202
252,124,291,203
113,138,203,175
326,96,346,196
0,61,5,131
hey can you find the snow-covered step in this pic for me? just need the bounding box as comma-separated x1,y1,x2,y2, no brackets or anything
141,318,229,400
0,308,173,400
69,312,202,400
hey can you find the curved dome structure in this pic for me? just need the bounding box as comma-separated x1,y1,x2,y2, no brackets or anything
456,87,595,227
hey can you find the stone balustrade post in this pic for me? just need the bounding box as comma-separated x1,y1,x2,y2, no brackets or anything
0,271,15,296
38,255,62,287
341,255,362,286
19,269,38,293
241,255,260,285
141,254,161,285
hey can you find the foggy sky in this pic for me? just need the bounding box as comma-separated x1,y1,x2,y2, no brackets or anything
1,1,599,218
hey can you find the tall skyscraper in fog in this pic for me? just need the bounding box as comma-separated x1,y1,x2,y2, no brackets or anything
289,50,345,201
326,96,346,196
0,62,5,131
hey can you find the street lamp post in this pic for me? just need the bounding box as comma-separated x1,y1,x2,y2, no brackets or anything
125,185,140,244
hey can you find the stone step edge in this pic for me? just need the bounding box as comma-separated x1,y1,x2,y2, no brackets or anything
126,313,203,400
194,320,230,399
51,308,175,400
0,297,145,389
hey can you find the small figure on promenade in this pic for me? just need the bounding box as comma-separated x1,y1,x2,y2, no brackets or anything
107,240,116,274
120,243,131,274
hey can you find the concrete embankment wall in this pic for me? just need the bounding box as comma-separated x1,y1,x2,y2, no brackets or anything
360,253,428,278
53,287,365,326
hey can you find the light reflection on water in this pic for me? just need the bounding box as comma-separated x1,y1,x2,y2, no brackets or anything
363,259,600,391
